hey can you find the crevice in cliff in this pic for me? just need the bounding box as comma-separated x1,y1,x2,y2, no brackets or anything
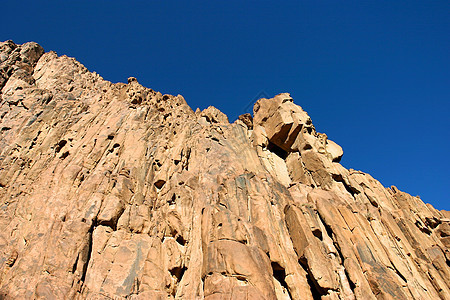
71,253,80,274
169,266,187,296
318,214,334,240
298,258,322,300
60,151,70,160
332,174,359,196
271,262,293,299
425,217,441,229
80,224,94,284
54,139,67,153
154,179,166,189
215,238,247,245
333,241,357,295
316,209,357,295
107,143,120,154
170,266,187,283
344,266,356,292
388,265,407,284
312,228,323,241
86,227,95,275
5,251,18,268
176,235,186,246
267,141,288,160
97,207,124,231
182,148,191,171
414,220,432,235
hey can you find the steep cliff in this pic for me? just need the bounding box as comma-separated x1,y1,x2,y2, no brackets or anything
0,41,448,299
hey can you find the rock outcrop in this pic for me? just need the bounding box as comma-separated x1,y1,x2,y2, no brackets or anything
0,40,448,299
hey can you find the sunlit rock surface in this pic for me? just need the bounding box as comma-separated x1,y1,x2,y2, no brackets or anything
0,41,448,299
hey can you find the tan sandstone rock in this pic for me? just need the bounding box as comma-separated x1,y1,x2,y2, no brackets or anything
0,41,448,299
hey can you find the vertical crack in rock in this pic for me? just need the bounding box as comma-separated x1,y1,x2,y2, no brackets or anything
169,266,187,296
297,259,322,300
271,262,293,299
316,206,357,297
80,225,94,283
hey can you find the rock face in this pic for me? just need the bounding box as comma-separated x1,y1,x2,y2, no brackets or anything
0,40,448,299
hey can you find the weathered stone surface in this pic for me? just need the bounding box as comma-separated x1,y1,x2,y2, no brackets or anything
0,41,448,299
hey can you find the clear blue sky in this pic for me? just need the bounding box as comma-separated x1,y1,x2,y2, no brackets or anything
1,1,449,210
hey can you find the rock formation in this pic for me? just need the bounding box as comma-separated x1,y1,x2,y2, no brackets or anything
0,40,448,299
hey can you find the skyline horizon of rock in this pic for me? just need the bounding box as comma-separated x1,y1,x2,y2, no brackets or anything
0,40,448,299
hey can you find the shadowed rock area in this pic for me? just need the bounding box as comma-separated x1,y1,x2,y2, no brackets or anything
0,40,448,299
